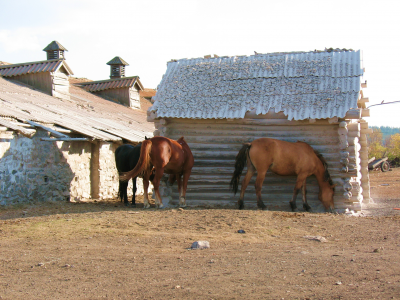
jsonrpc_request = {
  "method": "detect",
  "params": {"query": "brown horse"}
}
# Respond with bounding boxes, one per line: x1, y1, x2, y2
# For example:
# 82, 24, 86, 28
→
119, 136, 194, 209
230, 138, 335, 212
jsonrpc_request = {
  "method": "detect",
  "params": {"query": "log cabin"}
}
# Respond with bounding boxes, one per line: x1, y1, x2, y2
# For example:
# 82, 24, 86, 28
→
148, 49, 371, 212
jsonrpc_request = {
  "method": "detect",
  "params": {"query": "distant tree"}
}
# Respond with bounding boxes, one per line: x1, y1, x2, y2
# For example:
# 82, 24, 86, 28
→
370, 126, 400, 144
367, 128, 387, 159
386, 133, 400, 161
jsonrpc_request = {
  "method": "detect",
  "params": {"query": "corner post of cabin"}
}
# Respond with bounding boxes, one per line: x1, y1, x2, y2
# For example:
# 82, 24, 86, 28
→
359, 121, 373, 203
347, 122, 363, 208
90, 140, 100, 200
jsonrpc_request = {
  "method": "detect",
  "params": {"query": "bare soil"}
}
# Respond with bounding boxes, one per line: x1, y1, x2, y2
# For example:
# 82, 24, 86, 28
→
1, 169, 400, 299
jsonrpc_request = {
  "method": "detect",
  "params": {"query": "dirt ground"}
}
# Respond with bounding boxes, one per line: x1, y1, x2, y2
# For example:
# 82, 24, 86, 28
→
1, 169, 399, 299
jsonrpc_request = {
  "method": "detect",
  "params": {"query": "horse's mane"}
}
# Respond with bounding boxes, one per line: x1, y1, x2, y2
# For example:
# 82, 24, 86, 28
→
314, 150, 334, 187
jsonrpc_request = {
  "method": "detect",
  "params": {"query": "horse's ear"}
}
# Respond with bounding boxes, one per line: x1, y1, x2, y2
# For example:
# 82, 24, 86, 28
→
331, 184, 337, 189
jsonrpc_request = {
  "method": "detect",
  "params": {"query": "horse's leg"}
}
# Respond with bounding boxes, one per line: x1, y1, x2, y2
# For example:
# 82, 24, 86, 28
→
238, 163, 256, 210
176, 174, 183, 207
254, 171, 267, 210
168, 174, 176, 187
290, 175, 307, 212
131, 177, 137, 207
143, 178, 151, 209
180, 170, 191, 208
301, 179, 312, 212
152, 168, 165, 209
119, 180, 129, 206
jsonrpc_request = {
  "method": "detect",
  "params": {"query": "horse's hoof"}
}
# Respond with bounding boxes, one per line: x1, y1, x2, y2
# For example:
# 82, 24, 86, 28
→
303, 204, 312, 212
158, 204, 165, 209
258, 204, 266, 210
124, 202, 129, 207
143, 204, 150, 209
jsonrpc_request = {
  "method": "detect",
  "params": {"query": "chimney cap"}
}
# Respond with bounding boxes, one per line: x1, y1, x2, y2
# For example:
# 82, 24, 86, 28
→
43, 41, 68, 52
107, 56, 129, 66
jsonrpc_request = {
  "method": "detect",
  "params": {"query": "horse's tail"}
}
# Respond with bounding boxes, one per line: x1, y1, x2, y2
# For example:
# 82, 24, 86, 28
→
314, 150, 333, 186
230, 143, 251, 195
119, 140, 152, 182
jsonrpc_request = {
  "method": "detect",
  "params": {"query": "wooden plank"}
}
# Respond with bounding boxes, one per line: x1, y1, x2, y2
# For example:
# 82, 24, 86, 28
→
166, 128, 339, 138
361, 109, 370, 118
0, 118, 35, 137
358, 97, 369, 104
244, 109, 289, 119
52, 90, 70, 100
344, 109, 361, 119
168, 135, 340, 146
40, 137, 92, 142
188, 142, 341, 153
166, 118, 334, 126
26, 120, 69, 138
166, 122, 339, 133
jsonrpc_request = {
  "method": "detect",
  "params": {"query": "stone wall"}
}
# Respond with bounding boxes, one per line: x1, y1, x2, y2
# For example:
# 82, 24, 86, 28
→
99, 142, 119, 199
56, 140, 92, 202
0, 130, 146, 206
99, 142, 145, 201
0, 130, 73, 205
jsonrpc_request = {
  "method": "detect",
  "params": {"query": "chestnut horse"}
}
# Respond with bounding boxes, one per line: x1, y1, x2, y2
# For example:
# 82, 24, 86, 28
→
119, 136, 194, 209
230, 138, 335, 212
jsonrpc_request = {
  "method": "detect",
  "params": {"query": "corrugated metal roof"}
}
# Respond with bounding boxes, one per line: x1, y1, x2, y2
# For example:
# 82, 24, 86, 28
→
0, 59, 73, 77
77, 76, 142, 92
151, 50, 364, 121
0, 77, 154, 142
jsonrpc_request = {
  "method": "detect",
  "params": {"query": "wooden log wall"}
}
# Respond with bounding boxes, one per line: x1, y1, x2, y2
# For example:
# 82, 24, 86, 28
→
153, 112, 363, 212
129, 89, 140, 109
51, 71, 70, 100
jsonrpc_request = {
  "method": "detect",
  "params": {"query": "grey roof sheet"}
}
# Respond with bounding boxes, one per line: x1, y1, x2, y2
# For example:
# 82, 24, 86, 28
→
0, 77, 154, 142
0, 59, 74, 77
151, 50, 364, 120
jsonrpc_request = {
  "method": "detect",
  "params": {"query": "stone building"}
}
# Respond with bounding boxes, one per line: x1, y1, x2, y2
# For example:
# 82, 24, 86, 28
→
0, 42, 155, 205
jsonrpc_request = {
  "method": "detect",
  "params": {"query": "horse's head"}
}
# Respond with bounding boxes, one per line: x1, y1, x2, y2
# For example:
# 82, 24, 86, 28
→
319, 184, 336, 212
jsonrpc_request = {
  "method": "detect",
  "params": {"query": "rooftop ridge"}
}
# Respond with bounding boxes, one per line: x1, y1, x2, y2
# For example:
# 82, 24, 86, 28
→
0, 59, 65, 69
168, 48, 357, 63
76, 75, 139, 85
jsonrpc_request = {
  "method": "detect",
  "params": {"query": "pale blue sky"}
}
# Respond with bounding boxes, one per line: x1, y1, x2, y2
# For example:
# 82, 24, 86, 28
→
1, 0, 399, 127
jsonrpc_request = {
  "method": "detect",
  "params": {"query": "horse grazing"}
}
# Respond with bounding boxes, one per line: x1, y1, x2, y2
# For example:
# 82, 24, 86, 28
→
115, 143, 143, 207
230, 138, 336, 212
119, 136, 194, 209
